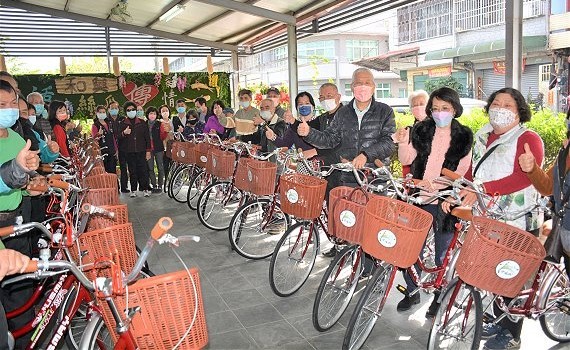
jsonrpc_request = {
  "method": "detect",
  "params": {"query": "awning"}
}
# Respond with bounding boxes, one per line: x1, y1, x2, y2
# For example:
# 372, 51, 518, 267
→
424, 35, 547, 61
353, 46, 419, 71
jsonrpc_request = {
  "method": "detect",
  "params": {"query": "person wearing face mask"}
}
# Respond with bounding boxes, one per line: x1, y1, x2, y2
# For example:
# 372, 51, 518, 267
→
17, 99, 59, 164
145, 106, 167, 193
273, 92, 320, 155
27, 91, 52, 140
266, 87, 285, 119
203, 100, 227, 136
257, 98, 286, 153
395, 87, 473, 315
119, 101, 152, 198
195, 97, 210, 124
91, 105, 117, 174
48, 100, 71, 158
159, 105, 174, 192
172, 99, 189, 135
182, 110, 204, 139
234, 89, 261, 143
108, 100, 129, 193
443, 87, 544, 350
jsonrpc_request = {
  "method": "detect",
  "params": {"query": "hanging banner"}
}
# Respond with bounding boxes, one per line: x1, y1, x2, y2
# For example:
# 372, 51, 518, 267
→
15, 72, 231, 120
428, 66, 452, 78
493, 58, 527, 75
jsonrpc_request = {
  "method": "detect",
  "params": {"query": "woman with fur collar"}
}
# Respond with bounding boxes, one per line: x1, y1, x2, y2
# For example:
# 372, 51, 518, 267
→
394, 87, 473, 316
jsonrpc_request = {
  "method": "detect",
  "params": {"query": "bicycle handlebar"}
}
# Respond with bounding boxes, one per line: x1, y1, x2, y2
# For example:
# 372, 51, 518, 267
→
81, 203, 115, 219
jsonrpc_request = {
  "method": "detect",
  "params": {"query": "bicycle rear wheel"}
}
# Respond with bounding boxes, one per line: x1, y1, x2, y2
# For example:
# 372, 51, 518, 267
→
539, 268, 570, 342
187, 171, 211, 210
313, 245, 363, 332
77, 312, 114, 350
197, 181, 243, 231
229, 198, 290, 260
269, 221, 319, 297
427, 278, 482, 350
342, 264, 394, 350
169, 166, 192, 203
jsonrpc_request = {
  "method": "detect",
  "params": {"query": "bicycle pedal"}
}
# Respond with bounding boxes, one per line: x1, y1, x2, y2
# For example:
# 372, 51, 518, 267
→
482, 312, 495, 323
557, 299, 570, 315
396, 284, 409, 296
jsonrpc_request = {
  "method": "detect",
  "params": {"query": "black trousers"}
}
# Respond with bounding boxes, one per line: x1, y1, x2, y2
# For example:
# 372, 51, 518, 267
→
118, 150, 129, 192
103, 153, 117, 174
126, 152, 150, 192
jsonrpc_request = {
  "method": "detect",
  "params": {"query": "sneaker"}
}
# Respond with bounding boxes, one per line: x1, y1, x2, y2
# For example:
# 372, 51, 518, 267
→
481, 323, 503, 339
152, 188, 162, 194
129, 191, 137, 198
322, 246, 339, 258
425, 291, 441, 318
396, 293, 420, 312
483, 330, 521, 350
143, 190, 151, 197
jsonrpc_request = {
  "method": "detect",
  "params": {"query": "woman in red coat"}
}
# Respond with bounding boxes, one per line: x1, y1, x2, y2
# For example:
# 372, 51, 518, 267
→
48, 100, 71, 158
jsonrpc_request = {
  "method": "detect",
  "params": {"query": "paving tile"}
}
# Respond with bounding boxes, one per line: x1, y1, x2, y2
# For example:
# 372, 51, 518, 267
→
206, 310, 244, 335
206, 329, 258, 350
271, 294, 314, 319
306, 328, 346, 350
246, 320, 304, 349
286, 314, 345, 339
220, 288, 268, 310
233, 303, 283, 328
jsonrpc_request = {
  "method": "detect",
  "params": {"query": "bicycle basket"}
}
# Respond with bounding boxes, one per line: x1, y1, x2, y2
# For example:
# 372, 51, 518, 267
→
247, 159, 277, 196
329, 186, 377, 245
206, 148, 235, 179
173, 142, 196, 165
88, 165, 106, 176
194, 143, 211, 168
455, 216, 545, 298
361, 196, 433, 268
100, 269, 209, 350
84, 188, 120, 206
279, 173, 327, 220
234, 158, 251, 192
82, 173, 118, 190
85, 204, 129, 231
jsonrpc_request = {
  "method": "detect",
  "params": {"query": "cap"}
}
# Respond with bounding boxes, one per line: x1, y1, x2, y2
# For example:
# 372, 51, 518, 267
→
266, 87, 280, 95
222, 107, 234, 114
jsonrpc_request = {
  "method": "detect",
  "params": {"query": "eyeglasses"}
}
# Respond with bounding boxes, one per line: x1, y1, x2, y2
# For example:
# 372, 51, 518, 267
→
126, 108, 135, 112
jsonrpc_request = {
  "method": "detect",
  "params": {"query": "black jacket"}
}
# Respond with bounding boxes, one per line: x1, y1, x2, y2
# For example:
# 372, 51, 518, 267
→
316, 107, 341, 165
109, 116, 125, 152
259, 120, 287, 153
13, 118, 40, 151
148, 121, 165, 152
93, 118, 117, 155
118, 118, 150, 153
304, 99, 396, 183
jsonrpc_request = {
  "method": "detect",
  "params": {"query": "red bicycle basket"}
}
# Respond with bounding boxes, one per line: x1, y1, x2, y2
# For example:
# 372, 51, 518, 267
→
194, 143, 211, 168
206, 148, 235, 179
247, 159, 277, 196
100, 269, 209, 350
82, 173, 118, 190
172, 142, 196, 165
329, 186, 378, 245
279, 173, 327, 220
456, 216, 545, 298
85, 204, 129, 231
88, 166, 106, 176
361, 196, 433, 268
84, 188, 120, 206
234, 158, 251, 192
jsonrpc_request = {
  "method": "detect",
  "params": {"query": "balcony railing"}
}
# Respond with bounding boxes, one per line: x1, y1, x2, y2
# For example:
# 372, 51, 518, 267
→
454, 0, 547, 32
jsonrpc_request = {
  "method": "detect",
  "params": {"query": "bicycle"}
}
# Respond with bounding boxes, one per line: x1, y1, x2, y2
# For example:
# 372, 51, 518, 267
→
427, 170, 569, 350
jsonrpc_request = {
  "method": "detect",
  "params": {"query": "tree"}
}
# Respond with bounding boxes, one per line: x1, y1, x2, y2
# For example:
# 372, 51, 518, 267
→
66, 57, 133, 74
5, 57, 43, 74
424, 76, 464, 95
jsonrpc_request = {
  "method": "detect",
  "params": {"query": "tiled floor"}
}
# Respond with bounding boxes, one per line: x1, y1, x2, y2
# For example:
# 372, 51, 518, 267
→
123, 191, 568, 350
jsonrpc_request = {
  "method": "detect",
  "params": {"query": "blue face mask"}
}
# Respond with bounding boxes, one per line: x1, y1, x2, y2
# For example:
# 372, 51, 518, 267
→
136, 110, 144, 118
177, 106, 186, 114
298, 105, 313, 117
432, 111, 454, 128
0, 108, 20, 128
126, 111, 137, 119
34, 104, 45, 116
41, 109, 48, 119
109, 108, 119, 116
29, 115, 37, 125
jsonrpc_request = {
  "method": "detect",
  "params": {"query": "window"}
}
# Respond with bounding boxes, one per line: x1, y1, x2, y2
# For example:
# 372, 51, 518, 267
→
551, 0, 570, 14
397, 0, 452, 43
345, 83, 353, 97
346, 40, 379, 61
298, 40, 335, 64
399, 88, 408, 98
454, 0, 547, 32
539, 64, 551, 83
376, 83, 391, 98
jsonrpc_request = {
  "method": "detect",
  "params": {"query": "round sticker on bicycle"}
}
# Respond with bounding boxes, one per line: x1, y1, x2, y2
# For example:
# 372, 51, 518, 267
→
339, 210, 356, 228
179, 150, 185, 158
495, 260, 520, 280
247, 169, 253, 182
200, 155, 207, 163
286, 189, 299, 203
212, 157, 217, 168
377, 229, 396, 248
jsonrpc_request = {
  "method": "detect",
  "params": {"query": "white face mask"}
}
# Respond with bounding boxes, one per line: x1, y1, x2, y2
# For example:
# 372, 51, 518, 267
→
488, 108, 517, 129
321, 99, 337, 112
260, 110, 273, 121
161, 111, 169, 118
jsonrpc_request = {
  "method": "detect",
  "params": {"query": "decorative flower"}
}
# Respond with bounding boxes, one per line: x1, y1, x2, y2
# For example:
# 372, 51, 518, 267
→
254, 92, 263, 106
118, 75, 126, 89
177, 76, 187, 92
64, 100, 74, 117
154, 72, 162, 87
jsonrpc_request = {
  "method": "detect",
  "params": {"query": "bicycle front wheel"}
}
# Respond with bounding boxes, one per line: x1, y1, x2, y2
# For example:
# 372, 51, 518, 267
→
229, 198, 290, 260
342, 264, 394, 350
187, 170, 210, 210
427, 278, 482, 350
78, 312, 114, 350
539, 267, 570, 342
313, 245, 363, 332
269, 221, 319, 297
197, 181, 243, 231
169, 166, 192, 203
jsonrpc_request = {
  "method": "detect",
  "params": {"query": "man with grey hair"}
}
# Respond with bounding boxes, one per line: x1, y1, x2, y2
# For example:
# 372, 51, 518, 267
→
26, 92, 53, 139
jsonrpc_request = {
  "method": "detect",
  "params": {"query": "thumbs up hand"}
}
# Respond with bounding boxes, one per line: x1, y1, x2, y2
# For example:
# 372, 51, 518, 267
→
297, 116, 310, 137
518, 143, 536, 173
124, 126, 131, 135
46, 135, 60, 154
16, 139, 40, 171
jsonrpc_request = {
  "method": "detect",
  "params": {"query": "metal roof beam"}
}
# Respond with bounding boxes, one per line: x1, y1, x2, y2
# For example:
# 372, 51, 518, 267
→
182, 0, 260, 35
192, 0, 296, 25
3, 0, 238, 52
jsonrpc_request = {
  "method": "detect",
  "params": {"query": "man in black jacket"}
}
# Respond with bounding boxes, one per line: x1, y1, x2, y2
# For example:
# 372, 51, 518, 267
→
298, 68, 396, 185
258, 98, 286, 153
